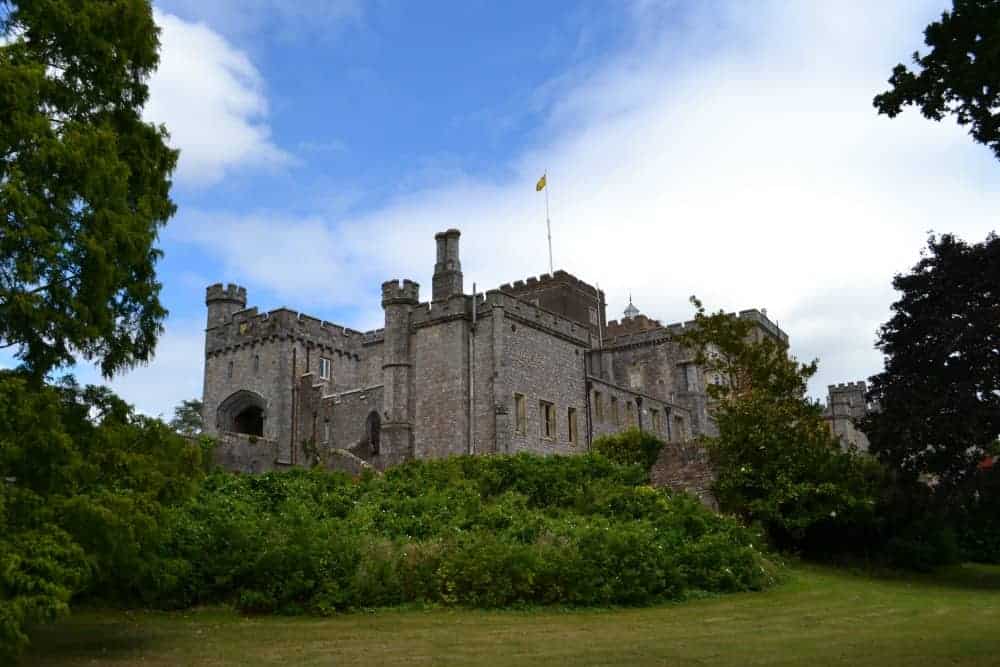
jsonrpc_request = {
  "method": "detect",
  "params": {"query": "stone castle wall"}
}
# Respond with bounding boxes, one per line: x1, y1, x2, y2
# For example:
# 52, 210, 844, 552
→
202, 229, 783, 477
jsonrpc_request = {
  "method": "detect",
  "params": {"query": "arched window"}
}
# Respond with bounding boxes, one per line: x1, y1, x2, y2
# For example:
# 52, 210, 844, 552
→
217, 390, 266, 437
366, 411, 381, 455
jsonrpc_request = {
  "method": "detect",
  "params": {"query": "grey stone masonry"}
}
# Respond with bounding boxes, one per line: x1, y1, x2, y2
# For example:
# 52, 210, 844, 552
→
202, 227, 793, 473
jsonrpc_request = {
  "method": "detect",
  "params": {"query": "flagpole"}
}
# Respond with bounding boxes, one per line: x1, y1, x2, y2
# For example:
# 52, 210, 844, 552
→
545, 171, 553, 274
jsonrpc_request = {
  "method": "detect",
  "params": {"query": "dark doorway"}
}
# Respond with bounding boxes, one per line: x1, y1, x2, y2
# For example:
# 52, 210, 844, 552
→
234, 405, 264, 436
366, 411, 381, 455
217, 390, 267, 438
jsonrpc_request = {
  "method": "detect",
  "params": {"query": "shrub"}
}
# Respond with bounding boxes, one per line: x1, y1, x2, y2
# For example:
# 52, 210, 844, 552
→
135, 454, 780, 613
593, 429, 665, 470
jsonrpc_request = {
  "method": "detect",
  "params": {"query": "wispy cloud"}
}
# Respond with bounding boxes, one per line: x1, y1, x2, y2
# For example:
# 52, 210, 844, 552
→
157, 1, 998, 412
145, 10, 291, 186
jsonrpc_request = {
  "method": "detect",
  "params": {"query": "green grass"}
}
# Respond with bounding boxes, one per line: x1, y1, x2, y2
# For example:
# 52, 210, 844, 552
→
23, 563, 1000, 666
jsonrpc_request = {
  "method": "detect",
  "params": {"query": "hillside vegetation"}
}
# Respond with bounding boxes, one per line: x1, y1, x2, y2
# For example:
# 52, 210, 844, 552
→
133, 453, 778, 614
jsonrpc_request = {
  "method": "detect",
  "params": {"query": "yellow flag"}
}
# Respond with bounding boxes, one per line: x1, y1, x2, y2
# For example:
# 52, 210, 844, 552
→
535, 174, 546, 191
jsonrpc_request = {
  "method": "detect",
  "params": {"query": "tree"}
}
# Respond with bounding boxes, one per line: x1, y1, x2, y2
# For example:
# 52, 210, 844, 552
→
0, 371, 204, 660
862, 233, 1000, 495
0, 0, 178, 379
674, 299, 883, 554
170, 398, 204, 437
874, 0, 1000, 161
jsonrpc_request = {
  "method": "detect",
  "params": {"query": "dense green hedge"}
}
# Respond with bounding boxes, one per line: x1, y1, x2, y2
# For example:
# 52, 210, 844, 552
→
592, 428, 665, 470
135, 454, 780, 613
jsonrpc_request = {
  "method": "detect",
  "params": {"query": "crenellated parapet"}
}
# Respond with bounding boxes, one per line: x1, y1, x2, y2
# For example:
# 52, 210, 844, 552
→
381, 279, 420, 306
205, 303, 368, 359
205, 283, 247, 330
498, 269, 601, 298
829, 381, 867, 393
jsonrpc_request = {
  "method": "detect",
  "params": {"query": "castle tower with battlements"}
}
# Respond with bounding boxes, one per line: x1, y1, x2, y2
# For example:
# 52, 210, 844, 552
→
201, 229, 791, 473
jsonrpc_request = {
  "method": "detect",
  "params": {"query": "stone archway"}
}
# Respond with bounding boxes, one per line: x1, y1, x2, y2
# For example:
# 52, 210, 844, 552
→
218, 390, 266, 437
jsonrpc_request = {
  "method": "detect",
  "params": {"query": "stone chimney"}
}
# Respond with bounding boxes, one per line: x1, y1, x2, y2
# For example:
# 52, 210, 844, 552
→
432, 228, 463, 301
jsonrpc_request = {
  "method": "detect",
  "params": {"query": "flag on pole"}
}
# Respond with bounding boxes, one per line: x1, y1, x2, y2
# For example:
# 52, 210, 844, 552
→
535, 174, 546, 191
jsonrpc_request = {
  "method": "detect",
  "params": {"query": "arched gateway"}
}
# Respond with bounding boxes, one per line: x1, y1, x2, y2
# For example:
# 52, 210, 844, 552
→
217, 389, 266, 437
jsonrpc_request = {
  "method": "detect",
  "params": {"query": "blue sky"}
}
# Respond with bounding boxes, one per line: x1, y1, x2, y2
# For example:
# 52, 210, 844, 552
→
4, 1, 998, 417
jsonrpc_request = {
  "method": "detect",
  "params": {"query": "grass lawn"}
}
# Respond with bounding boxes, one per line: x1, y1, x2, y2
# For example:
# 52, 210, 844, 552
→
22, 562, 1000, 666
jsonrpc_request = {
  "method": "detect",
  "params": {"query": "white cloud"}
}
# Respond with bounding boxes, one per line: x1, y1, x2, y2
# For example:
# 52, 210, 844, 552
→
175, 0, 999, 401
145, 10, 290, 186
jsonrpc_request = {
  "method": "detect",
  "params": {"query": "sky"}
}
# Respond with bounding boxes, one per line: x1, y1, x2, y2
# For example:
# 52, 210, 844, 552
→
5, 0, 999, 418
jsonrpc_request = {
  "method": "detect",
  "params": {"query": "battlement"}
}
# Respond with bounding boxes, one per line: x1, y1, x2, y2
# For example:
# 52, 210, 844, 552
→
382, 279, 420, 305
206, 283, 246, 304
208, 302, 367, 352
829, 381, 867, 393
498, 269, 601, 297
606, 314, 662, 338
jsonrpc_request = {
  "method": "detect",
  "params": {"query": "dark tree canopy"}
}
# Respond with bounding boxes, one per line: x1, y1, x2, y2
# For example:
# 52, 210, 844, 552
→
874, 0, 1000, 161
0, 0, 178, 378
863, 233, 1000, 492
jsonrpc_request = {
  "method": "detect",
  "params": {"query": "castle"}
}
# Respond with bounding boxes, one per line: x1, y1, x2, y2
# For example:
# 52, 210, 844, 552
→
202, 228, 802, 473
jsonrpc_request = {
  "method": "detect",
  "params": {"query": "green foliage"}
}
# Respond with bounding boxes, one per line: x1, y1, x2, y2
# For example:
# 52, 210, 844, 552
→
672, 298, 886, 557
169, 398, 203, 437
0, 0, 178, 378
0, 371, 204, 661
138, 454, 779, 615
593, 428, 665, 470
863, 233, 1000, 496
954, 469, 1000, 564
874, 0, 1000, 161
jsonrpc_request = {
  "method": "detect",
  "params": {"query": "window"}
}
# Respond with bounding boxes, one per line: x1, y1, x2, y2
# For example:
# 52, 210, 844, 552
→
594, 391, 604, 422
650, 409, 661, 432
319, 357, 331, 380
540, 401, 555, 439
626, 401, 636, 427
611, 396, 620, 425
673, 416, 686, 441
588, 307, 599, 325
514, 393, 527, 435
567, 408, 578, 445
227, 360, 233, 379
323, 419, 330, 444
253, 355, 260, 373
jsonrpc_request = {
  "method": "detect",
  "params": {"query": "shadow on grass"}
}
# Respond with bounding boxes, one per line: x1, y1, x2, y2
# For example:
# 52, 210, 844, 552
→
24, 618, 156, 663
804, 559, 1000, 592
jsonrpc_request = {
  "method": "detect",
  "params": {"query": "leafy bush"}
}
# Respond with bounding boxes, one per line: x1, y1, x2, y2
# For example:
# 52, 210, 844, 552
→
137, 454, 779, 614
593, 428, 665, 470
0, 372, 204, 661
954, 469, 1000, 564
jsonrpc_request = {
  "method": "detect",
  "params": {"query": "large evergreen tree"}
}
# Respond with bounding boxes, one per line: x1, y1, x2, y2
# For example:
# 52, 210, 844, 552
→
863, 233, 1000, 494
874, 0, 1000, 161
0, 0, 178, 379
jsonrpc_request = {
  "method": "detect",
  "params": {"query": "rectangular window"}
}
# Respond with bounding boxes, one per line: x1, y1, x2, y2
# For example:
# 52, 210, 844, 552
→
674, 416, 685, 441
626, 401, 636, 427
540, 401, 555, 439
323, 419, 330, 443
611, 396, 620, 426
568, 407, 578, 445
514, 393, 527, 435
650, 409, 661, 432
319, 357, 331, 380
227, 360, 233, 379
594, 391, 604, 422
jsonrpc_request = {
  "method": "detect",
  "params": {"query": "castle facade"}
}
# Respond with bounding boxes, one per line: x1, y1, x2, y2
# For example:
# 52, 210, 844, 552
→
202, 229, 790, 473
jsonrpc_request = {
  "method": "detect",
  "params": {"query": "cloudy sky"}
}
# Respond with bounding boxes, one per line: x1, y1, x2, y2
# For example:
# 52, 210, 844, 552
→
7, 0, 998, 418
